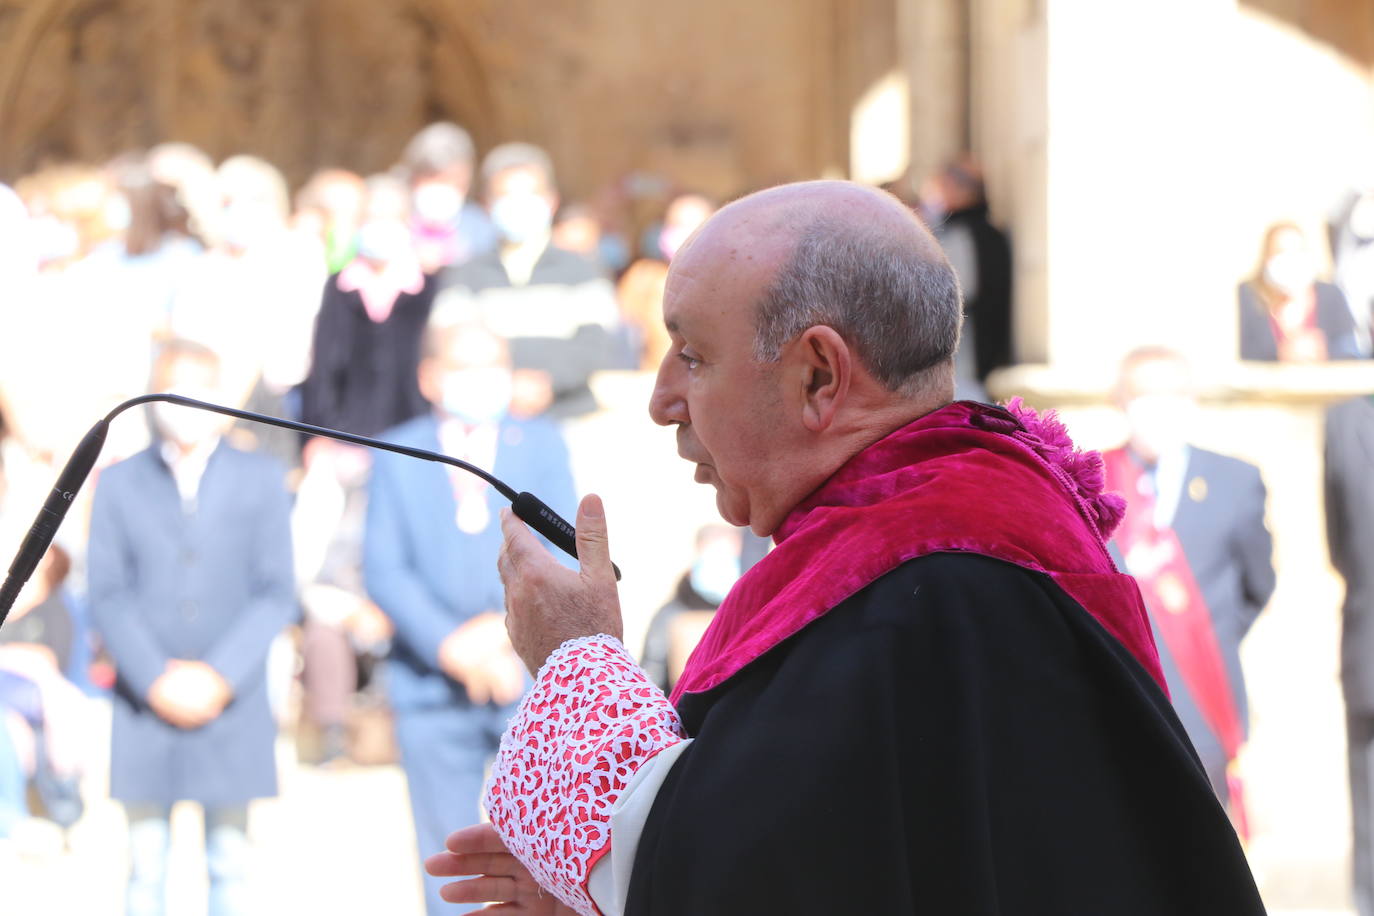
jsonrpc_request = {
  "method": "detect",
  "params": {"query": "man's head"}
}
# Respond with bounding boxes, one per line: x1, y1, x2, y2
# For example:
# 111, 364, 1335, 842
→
481, 143, 558, 246
419, 311, 514, 427
403, 122, 477, 228
150, 339, 226, 451
648, 180, 961, 536
1114, 346, 1196, 464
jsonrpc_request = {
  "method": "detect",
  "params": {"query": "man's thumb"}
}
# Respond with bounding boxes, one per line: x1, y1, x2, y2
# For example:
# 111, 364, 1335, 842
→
575, 493, 613, 579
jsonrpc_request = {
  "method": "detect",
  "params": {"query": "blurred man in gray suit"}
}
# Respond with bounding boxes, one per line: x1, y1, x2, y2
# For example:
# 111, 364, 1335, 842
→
1326, 393, 1374, 915
1104, 347, 1275, 832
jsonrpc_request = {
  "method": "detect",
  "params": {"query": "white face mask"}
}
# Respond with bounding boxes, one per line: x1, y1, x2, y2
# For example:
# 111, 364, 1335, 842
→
356, 220, 413, 263
413, 184, 464, 228
440, 368, 513, 426
152, 400, 223, 448
1124, 394, 1194, 462
490, 193, 552, 244
1264, 250, 1317, 295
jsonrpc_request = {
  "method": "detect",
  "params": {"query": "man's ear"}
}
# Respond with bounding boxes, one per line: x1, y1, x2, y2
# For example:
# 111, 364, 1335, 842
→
794, 326, 851, 432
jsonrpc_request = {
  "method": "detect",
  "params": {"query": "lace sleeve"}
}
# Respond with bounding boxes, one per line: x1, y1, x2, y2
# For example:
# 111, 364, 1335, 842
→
483, 633, 686, 916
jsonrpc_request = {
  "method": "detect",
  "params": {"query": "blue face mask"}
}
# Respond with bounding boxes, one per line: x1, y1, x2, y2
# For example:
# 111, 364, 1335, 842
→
490, 193, 552, 244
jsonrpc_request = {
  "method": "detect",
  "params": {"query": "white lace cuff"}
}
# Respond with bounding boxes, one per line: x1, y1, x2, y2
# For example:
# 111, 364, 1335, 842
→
483, 634, 686, 916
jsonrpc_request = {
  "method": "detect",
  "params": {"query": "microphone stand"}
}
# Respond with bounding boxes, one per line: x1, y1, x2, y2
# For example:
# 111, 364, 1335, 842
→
0, 393, 618, 629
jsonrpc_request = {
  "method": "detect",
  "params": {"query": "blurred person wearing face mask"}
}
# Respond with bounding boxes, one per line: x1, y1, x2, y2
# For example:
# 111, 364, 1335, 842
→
293, 169, 366, 274
436, 143, 626, 420
300, 174, 437, 438
1103, 347, 1274, 831
1239, 221, 1363, 362
3, 166, 154, 468
618, 192, 717, 370
1330, 188, 1374, 356
402, 122, 497, 273
639, 525, 744, 694
147, 142, 220, 247
916, 157, 1014, 390
363, 313, 576, 916
87, 340, 296, 916
167, 156, 326, 434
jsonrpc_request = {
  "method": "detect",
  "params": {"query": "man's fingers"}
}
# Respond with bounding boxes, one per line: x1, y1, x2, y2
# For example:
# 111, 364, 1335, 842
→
574, 494, 614, 583
445, 823, 509, 855
424, 850, 518, 878
439, 875, 521, 904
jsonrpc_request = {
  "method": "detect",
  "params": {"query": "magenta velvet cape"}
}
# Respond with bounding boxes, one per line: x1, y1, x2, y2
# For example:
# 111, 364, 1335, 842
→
670, 399, 1166, 704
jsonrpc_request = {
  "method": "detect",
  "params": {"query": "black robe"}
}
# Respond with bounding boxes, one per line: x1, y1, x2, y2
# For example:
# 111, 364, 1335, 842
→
626, 552, 1265, 915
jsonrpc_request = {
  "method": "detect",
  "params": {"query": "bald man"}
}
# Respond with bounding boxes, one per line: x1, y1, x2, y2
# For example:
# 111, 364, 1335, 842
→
424, 182, 1264, 915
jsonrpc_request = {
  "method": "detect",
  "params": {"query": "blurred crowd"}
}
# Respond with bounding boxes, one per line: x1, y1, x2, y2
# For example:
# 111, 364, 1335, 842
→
0, 122, 1372, 915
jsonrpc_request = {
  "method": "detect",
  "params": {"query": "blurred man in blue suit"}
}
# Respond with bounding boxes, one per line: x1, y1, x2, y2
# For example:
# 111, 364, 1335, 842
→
365, 313, 577, 916
1104, 347, 1275, 834
88, 340, 296, 916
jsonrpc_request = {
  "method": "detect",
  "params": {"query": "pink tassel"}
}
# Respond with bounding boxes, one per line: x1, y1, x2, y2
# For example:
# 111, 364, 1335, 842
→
1002, 398, 1125, 540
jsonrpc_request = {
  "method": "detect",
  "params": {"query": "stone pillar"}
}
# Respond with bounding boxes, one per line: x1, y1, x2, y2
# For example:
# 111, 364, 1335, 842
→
896, 0, 967, 188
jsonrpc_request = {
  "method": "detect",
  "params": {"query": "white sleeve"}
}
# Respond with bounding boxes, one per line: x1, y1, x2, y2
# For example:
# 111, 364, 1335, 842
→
586, 738, 695, 916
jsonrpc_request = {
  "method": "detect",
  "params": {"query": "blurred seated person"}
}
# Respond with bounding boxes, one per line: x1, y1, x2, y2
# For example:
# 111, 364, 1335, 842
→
364, 315, 576, 915
1239, 222, 1364, 362
436, 143, 626, 419
640, 525, 743, 694
300, 174, 437, 437
402, 122, 496, 274
618, 193, 715, 371
0, 543, 92, 836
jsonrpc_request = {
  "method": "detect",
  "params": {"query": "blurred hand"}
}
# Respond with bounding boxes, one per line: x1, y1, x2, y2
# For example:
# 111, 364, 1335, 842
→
509, 369, 555, 418
425, 823, 576, 914
481, 648, 527, 707
498, 494, 622, 675
345, 601, 394, 647
439, 612, 515, 704
148, 660, 233, 729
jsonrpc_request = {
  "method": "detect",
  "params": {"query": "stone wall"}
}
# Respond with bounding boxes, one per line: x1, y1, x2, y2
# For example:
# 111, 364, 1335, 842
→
0, 0, 901, 199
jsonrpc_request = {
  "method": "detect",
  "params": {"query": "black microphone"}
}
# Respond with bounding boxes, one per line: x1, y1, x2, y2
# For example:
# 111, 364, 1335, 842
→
0, 393, 620, 629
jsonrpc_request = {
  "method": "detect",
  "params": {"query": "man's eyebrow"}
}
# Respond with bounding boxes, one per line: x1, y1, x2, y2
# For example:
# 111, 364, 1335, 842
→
665, 318, 681, 334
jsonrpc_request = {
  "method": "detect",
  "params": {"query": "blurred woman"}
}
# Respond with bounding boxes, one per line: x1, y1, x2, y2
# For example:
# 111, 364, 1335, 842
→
1239, 222, 1363, 362
299, 174, 437, 437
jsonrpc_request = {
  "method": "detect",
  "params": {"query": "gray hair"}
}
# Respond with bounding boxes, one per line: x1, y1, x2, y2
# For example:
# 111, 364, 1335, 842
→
753, 216, 963, 395
480, 142, 555, 191
402, 122, 476, 180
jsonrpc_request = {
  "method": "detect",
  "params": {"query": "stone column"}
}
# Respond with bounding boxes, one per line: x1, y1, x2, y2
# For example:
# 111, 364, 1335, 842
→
896, 0, 967, 188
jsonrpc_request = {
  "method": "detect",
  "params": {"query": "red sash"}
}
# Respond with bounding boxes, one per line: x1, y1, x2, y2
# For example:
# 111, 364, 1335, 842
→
1104, 448, 1249, 838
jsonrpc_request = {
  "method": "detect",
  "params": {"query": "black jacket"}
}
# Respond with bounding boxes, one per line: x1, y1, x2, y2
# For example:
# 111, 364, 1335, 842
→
627, 553, 1264, 915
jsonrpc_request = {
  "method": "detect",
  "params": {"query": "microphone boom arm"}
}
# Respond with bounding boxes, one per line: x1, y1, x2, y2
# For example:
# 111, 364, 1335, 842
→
0, 393, 619, 629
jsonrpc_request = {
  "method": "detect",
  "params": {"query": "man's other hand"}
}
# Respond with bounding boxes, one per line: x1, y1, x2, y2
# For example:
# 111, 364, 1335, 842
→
498, 494, 622, 675
425, 823, 576, 914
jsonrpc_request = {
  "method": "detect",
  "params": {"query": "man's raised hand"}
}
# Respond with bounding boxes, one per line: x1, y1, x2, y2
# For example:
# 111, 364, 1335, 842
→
498, 493, 622, 675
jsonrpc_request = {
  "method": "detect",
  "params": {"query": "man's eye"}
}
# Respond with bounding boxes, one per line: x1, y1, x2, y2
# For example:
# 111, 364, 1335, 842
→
678, 352, 701, 370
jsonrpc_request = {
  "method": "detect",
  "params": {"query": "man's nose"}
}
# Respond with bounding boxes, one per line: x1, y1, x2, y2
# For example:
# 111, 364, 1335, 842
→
648, 357, 687, 427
